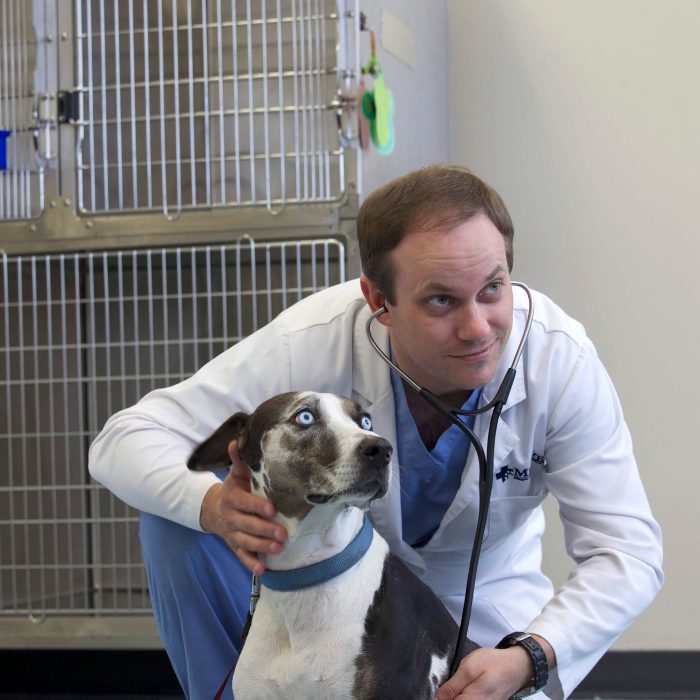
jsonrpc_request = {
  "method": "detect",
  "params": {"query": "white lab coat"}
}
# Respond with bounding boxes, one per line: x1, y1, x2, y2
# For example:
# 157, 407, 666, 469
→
89, 280, 663, 700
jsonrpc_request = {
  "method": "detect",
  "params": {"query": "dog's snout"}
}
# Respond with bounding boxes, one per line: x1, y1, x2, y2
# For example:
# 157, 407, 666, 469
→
359, 438, 393, 466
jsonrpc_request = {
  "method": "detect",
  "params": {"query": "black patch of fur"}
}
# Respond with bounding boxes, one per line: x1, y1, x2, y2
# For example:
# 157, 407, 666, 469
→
353, 554, 479, 700
186, 392, 310, 475
242, 392, 318, 474
187, 412, 250, 471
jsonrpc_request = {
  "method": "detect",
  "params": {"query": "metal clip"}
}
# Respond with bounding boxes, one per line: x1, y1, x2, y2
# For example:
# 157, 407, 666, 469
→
250, 573, 260, 615
57, 89, 82, 125
33, 93, 58, 161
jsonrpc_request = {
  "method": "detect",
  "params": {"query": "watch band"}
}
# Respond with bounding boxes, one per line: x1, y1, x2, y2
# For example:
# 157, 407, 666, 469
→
496, 632, 549, 698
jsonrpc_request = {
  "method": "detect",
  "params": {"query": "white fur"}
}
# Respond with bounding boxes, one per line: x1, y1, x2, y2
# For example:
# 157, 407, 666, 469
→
428, 652, 449, 698
232, 518, 390, 700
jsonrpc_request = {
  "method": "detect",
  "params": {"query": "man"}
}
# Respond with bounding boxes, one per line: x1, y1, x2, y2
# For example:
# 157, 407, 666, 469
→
89, 164, 663, 700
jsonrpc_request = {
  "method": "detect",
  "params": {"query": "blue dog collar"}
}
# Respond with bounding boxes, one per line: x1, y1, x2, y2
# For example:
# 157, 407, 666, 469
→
259, 515, 374, 591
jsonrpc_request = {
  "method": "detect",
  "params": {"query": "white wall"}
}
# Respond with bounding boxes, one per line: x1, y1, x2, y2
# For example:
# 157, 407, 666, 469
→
450, 0, 699, 650
359, 0, 452, 196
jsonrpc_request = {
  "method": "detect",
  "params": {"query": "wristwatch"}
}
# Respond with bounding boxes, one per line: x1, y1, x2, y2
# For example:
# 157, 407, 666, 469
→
496, 632, 549, 698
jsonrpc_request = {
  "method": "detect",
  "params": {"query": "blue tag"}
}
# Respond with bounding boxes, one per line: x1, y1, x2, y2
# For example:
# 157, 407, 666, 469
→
0, 130, 11, 171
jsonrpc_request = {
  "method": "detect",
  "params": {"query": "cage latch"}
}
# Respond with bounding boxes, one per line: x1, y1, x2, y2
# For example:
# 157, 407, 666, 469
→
57, 89, 81, 125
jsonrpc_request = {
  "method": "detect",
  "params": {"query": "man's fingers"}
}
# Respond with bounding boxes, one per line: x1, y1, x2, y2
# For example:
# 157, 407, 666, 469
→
232, 511, 287, 543
226, 441, 257, 492
224, 486, 277, 519
434, 682, 460, 700
434, 662, 481, 700
227, 440, 247, 470
218, 438, 288, 574
229, 460, 250, 482
220, 458, 275, 518
233, 546, 264, 575
230, 530, 283, 557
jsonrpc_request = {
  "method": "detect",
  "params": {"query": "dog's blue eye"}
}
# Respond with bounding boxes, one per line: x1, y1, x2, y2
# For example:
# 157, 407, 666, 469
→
296, 410, 315, 426
361, 416, 372, 431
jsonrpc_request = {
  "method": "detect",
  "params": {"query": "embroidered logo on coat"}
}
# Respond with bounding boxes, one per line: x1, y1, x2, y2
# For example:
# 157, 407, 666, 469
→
532, 452, 546, 465
496, 466, 531, 482
496, 466, 512, 482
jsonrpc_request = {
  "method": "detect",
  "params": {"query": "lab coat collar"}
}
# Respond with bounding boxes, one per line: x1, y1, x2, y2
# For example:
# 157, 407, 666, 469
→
351, 302, 393, 408
480, 300, 528, 411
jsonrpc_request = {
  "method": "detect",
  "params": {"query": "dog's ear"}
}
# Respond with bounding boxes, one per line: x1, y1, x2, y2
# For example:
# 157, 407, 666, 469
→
187, 412, 250, 472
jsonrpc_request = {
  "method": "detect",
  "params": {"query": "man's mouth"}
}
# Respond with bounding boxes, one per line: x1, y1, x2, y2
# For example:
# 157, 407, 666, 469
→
451, 342, 493, 362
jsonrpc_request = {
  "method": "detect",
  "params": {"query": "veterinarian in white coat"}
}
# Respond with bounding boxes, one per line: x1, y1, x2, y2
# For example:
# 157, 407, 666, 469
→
89, 165, 663, 700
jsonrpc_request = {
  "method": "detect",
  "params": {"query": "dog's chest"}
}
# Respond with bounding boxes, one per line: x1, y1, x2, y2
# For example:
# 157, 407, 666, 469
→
232, 536, 389, 700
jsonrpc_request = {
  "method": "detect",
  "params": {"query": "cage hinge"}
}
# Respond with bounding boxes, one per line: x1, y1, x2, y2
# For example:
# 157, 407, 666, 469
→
57, 88, 81, 124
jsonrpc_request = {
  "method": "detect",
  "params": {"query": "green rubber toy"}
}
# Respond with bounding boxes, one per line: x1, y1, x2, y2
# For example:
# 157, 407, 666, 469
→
371, 72, 394, 152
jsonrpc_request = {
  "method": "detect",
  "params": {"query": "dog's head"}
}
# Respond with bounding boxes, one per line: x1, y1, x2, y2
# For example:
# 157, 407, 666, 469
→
188, 391, 393, 521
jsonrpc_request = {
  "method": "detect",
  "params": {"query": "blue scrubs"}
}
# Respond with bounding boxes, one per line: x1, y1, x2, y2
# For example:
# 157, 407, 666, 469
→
141, 361, 478, 697
389, 346, 480, 546
139, 469, 245, 700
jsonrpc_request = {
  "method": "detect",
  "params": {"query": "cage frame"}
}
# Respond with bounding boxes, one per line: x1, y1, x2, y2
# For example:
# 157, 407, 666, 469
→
1, 0, 363, 648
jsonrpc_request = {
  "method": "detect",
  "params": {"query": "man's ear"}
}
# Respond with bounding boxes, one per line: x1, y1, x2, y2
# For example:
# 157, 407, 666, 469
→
187, 412, 250, 472
360, 276, 392, 327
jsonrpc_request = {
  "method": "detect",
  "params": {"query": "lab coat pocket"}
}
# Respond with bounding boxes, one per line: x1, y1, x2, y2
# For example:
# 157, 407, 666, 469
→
485, 493, 548, 548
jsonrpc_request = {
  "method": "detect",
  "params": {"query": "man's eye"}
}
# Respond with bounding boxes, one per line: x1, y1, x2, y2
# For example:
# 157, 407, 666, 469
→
361, 416, 372, 431
482, 282, 501, 295
428, 295, 451, 307
295, 410, 315, 426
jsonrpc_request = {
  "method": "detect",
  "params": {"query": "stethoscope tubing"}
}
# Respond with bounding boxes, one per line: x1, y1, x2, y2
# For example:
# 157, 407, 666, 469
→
365, 281, 534, 676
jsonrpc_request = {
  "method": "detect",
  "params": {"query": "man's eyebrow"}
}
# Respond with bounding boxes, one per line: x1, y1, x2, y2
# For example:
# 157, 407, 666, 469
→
484, 264, 507, 282
415, 265, 507, 296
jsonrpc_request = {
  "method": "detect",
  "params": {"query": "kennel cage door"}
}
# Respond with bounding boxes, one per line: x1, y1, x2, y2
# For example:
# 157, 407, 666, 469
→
72, 0, 348, 219
1, 237, 345, 624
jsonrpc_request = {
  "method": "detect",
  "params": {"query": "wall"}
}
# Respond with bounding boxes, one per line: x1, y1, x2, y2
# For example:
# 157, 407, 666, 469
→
359, 0, 452, 197
450, 0, 700, 650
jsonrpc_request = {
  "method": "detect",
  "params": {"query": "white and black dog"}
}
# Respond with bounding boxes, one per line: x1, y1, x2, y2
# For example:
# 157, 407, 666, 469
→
188, 391, 478, 700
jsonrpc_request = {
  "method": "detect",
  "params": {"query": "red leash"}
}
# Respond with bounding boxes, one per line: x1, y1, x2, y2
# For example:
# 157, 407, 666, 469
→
213, 660, 236, 700
212, 574, 260, 700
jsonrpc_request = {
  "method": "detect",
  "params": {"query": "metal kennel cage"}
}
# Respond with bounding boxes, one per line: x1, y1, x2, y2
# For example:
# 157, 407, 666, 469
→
0, 0, 362, 648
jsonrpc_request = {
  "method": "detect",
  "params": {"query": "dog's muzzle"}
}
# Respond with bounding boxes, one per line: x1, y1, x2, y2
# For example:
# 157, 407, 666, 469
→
359, 437, 393, 468
353, 437, 392, 499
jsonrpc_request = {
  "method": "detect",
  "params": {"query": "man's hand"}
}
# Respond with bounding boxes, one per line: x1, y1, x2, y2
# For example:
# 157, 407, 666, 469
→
199, 440, 287, 574
434, 635, 555, 700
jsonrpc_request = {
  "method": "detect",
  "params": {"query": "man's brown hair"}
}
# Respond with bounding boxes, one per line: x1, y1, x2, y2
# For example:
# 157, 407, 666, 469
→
357, 163, 514, 305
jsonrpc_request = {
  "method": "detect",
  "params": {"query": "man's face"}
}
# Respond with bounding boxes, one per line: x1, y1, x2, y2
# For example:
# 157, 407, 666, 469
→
375, 214, 514, 397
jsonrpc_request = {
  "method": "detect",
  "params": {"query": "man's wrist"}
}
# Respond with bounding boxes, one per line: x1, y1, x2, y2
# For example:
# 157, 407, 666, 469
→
503, 645, 536, 693
497, 632, 552, 697
530, 633, 556, 669
200, 482, 223, 533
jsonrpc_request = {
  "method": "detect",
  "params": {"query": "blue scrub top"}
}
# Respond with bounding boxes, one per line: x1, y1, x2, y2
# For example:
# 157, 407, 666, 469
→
390, 346, 481, 548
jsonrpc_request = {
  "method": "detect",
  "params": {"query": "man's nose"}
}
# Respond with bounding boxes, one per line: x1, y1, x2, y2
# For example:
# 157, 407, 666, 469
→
455, 301, 491, 342
359, 438, 393, 467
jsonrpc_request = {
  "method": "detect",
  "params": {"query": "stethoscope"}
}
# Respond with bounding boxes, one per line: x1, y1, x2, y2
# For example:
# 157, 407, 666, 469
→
365, 281, 535, 676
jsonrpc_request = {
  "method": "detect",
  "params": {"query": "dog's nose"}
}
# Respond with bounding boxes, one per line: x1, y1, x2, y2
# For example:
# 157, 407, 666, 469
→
359, 438, 393, 467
